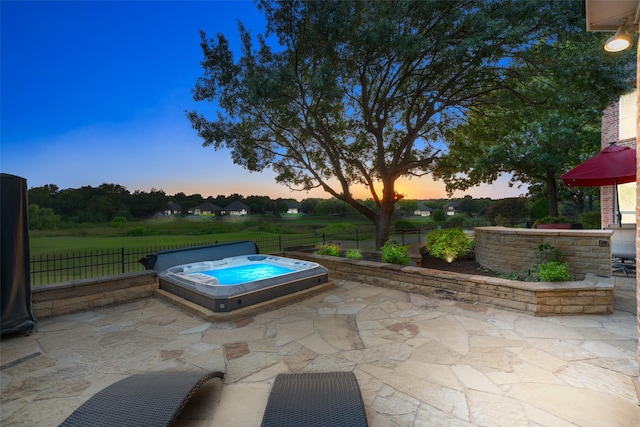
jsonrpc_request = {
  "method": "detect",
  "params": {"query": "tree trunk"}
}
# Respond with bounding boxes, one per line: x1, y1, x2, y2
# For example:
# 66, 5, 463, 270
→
374, 210, 392, 250
575, 192, 585, 216
373, 195, 396, 250
546, 174, 559, 217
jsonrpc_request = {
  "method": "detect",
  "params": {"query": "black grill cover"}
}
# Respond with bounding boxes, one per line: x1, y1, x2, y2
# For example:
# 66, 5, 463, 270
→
1, 173, 36, 335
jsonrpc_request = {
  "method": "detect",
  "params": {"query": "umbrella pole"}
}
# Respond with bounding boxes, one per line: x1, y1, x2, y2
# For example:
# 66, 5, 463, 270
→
615, 177, 622, 227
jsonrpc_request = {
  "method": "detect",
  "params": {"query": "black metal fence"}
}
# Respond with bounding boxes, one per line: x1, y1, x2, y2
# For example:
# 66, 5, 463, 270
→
29, 222, 488, 286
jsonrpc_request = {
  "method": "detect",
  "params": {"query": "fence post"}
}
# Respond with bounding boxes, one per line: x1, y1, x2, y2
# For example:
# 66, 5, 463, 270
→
322, 233, 326, 245
356, 228, 359, 249
401, 228, 405, 246
121, 248, 125, 274
278, 236, 282, 252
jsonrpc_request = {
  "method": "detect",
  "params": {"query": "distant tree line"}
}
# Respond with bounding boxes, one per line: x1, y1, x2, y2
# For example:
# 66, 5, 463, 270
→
26, 183, 599, 230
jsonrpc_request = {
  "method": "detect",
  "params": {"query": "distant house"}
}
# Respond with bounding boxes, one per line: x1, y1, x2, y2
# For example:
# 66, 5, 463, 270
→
443, 201, 460, 216
285, 201, 302, 214
225, 200, 250, 216
191, 202, 223, 216
164, 201, 182, 215
413, 202, 433, 217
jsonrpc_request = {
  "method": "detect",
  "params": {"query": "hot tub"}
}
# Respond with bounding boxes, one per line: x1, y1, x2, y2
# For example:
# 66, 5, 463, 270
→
157, 254, 328, 312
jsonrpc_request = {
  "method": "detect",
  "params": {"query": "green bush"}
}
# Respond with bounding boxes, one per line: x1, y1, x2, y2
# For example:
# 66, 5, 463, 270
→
345, 249, 363, 260
537, 261, 572, 281
381, 241, 410, 265
446, 213, 467, 227
537, 242, 562, 263
432, 209, 447, 222
533, 216, 567, 227
394, 219, 415, 230
314, 244, 341, 256
110, 216, 128, 228
579, 212, 601, 229
425, 228, 473, 262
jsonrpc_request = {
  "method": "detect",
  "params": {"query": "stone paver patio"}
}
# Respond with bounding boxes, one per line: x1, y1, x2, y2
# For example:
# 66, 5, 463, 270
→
1, 278, 639, 426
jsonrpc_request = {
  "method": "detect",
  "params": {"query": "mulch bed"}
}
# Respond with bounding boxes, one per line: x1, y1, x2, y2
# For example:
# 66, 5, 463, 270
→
420, 252, 499, 277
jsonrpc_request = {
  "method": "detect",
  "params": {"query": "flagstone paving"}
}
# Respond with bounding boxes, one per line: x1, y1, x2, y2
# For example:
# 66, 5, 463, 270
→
1, 278, 638, 426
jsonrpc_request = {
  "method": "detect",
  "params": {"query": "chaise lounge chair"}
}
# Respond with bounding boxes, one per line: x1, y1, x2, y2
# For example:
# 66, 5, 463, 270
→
260, 371, 368, 427
60, 370, 224, 427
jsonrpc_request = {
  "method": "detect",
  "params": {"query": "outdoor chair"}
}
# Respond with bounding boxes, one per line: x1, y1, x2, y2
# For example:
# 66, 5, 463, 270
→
612, 241, 636, 277
59, 370, 224, 427
260, 371, 368, 427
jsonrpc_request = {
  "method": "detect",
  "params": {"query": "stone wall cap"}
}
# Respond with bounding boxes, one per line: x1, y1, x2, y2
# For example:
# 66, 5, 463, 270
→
474, 226, 613, 237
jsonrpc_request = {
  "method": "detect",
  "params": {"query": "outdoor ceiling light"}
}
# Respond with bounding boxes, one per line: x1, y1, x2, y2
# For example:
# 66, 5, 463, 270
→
604, 20, 634, 52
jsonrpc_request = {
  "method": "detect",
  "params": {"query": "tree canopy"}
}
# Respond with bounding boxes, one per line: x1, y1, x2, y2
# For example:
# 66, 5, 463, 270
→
187, 0, 622, 248
434, 36, 634, 217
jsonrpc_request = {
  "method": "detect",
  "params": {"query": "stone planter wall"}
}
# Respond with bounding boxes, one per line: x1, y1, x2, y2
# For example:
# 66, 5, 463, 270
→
283, 252, 613, 316
32, 271, 158, 319
474, 227, 613, 280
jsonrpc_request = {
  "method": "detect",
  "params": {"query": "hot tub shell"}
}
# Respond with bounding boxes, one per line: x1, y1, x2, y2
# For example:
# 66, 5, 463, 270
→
141, 242, 328, 312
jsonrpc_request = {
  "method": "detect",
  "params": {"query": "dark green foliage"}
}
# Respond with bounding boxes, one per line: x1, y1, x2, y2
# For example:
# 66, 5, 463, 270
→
394, 219, 415, 230
345, 249, 362, 260
381, 241, 410, 265
485, 198, 529, 225
579, 211, 601, 229
432, 209, 447, 222
28, 204, 60, 230
434, 9, 634, 217
110, 216, 128, 228
537, 242, 563, 263
425, 228, 473, 262
314, 244, 341, 256
533, 216, 568, 227
446, 214, 468, 227
538, 261, 572, 281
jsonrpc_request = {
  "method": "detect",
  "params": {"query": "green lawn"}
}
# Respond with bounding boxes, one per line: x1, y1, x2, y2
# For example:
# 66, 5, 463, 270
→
28, 215, 384, 256
28, 232, 280, 256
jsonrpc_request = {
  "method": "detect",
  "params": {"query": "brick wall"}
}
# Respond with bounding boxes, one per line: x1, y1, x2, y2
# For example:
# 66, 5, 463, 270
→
600, 102, 636, 227
636, 41, 639, 375
474, 227, 612, 279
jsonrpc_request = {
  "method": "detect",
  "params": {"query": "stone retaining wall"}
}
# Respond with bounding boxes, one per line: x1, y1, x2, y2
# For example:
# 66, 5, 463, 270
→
284, 252, 614, 316
30, 251, 616, 319
32, 271, 158, 319
474, 227, 613, 279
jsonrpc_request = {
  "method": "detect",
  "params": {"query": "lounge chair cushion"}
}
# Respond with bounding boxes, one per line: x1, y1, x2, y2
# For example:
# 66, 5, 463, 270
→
261, 371, 368, 427
60, 370, 224, 427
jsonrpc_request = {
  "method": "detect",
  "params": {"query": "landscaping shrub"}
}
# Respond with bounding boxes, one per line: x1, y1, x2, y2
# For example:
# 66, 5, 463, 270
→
314, 244, 341, 256
425, 228, 473, 262
533, 216, 568, 227
537, 261, 572, 281
537, 242, 562, 263
381, 241, 410, 265
345, 249, 363, 260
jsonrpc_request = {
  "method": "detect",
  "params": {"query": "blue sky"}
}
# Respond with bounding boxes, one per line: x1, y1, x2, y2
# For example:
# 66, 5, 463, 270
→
1, 0, 524, 201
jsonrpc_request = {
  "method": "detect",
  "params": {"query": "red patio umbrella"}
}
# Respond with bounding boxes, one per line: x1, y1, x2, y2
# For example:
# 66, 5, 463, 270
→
560, 143, 636, 225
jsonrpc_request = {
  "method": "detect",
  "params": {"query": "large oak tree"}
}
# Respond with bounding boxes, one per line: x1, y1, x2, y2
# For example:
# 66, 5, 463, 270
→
187, 0, 613, 248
